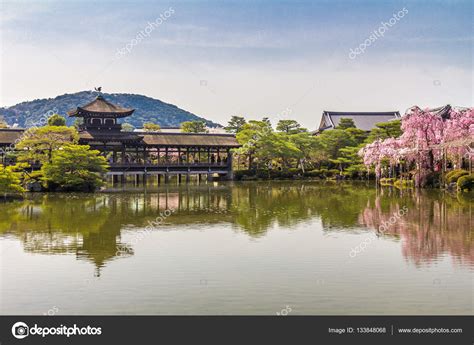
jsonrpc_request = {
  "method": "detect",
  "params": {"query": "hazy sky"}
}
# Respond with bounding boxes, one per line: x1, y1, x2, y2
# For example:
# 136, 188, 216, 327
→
0, 0, 472, 128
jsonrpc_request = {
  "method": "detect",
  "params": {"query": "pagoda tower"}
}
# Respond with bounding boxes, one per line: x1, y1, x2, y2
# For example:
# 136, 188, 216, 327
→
67, 94, 135, 132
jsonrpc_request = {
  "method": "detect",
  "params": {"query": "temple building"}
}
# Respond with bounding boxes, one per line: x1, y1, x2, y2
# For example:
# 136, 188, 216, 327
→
0, 95, 240, 182
316, 110, 401, 133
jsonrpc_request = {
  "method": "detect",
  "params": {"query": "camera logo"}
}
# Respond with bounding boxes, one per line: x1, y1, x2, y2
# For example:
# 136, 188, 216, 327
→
12, 322, 29, 339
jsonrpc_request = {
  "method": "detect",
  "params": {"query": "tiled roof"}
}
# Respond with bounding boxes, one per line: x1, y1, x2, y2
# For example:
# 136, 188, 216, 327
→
0, 129, 25, 145
319, 111, 401, 131
141, 132, 240, 147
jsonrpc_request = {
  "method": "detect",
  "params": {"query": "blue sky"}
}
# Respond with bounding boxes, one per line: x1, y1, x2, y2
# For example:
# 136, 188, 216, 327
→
1, 0, 472, 127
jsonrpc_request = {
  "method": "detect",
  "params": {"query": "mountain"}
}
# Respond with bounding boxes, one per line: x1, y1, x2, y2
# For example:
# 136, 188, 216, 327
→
0, 91, 221, 128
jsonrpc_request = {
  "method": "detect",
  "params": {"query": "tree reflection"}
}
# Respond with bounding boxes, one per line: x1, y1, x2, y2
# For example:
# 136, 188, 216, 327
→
0, 182, 472, 269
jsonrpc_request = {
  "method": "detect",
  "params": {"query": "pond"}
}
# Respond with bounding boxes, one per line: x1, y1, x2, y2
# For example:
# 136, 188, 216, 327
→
0, 181, 472, 315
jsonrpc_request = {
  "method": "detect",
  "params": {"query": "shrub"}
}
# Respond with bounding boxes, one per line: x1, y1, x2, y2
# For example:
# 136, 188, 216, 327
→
287, 168, 302, 175
304, 170, 323, 178
380, 178, 395, 185
446, 169, 469, 184
425, 171, 442, 188
326, 169, 340, 177
457, 175, 473, 191
394, 179, 414, 189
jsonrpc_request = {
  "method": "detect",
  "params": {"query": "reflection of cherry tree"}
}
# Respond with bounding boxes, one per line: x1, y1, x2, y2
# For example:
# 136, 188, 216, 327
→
359, 190, 473, 266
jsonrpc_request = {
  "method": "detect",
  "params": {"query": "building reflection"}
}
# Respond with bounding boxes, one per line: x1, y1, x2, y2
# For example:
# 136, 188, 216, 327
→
0, 182, 472, 270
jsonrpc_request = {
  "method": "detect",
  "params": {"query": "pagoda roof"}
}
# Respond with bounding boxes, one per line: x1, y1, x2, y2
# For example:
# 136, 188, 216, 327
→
67, 95, 134, 118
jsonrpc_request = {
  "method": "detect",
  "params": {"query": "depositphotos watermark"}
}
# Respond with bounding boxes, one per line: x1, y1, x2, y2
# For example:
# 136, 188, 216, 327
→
349, 7, 408, 60
12, 321, 102, 339
349, 205, 408, 258
115, 7, 175, 58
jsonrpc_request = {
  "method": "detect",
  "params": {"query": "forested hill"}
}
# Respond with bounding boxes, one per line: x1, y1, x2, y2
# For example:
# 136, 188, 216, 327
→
0, 91, 220, 128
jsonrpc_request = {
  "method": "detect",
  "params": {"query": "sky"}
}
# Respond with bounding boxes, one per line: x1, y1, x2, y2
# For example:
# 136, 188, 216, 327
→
0, 0, 472, 128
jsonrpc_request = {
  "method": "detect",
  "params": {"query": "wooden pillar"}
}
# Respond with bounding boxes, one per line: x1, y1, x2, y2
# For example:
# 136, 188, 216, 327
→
227, 149, 233, 180
164, 174, 170, 184
178, 147, 181, 165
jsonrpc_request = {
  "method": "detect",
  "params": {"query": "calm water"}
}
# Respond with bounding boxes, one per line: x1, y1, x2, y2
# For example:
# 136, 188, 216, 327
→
1, 181, 472, 315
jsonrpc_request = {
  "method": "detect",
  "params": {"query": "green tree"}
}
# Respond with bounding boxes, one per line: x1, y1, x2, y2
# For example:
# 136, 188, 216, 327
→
143, 122, 161, 132
0, 164, 24, 194
335, 118, 356, 130
41, 145, 108, 192
15, 126, 79, 164
257, 131, 300, 169
345, 127, 368, 145
121, 123, 135, 132
314, 129, 355, 159
289, 132, 317, 171
276, 120, 306, 134
47, 114, 66, 126
366, 120, 402, 143
73, 118, 84, 129
181, 121, 208, 133
235, 120, 272, 169
0, 116, 7, 128
225, 116, 247, 133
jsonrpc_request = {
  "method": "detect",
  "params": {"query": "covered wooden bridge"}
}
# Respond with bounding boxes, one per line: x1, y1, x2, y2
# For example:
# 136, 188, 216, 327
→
0, 95, 240, 184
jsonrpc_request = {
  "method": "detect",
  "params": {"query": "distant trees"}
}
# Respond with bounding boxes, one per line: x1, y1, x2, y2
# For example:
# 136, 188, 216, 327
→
47, 114, 66, 126
235, 119, 315, 170
225, 116, 246, 133
276, 120, 306, 134
143, 122, 161, 132
121, 123, 135, 132
181, 121, 208, 133
0, 116, 8, 128
232, 115, 406, 180
335, 118, 356, 130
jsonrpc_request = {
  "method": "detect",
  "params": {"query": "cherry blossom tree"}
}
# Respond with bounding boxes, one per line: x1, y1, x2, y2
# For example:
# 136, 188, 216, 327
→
359, 106, 473, 187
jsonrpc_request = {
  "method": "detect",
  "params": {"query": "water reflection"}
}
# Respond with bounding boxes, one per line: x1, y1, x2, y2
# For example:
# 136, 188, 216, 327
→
1, 182, 472, 270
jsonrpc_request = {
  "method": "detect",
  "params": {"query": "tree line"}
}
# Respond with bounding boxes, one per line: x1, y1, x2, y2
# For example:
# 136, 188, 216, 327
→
224, 115, 402, 179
